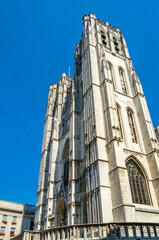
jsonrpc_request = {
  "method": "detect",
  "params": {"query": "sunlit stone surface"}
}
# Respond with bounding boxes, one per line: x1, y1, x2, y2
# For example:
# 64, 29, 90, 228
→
20, 13, 159, 240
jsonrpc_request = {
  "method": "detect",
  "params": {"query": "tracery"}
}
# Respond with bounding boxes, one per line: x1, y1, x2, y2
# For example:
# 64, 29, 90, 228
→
126, 160, 150, 205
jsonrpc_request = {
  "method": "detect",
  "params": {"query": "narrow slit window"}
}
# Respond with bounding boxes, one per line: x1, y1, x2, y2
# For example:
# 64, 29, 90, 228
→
119, 68, 127, 95
63, 141, 69, 187
132, 79, 137, 95
127, 109, 138, 143
107, 62, 115, 90
107, 62, 113, 81
116, 104, 123, 139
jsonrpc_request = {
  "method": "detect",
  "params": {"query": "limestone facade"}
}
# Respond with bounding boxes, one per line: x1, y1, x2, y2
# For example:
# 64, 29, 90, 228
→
34, 13, 159, 231
0, 200, 35, 240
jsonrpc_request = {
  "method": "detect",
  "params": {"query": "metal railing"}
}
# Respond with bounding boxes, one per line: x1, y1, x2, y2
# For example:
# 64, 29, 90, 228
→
11, 222, 159, 240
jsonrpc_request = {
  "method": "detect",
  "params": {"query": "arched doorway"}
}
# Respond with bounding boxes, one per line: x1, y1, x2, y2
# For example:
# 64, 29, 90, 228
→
56, 198, 67, 226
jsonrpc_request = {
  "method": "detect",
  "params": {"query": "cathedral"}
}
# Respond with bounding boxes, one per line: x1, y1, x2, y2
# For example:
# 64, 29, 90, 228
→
32, 13, 159, 239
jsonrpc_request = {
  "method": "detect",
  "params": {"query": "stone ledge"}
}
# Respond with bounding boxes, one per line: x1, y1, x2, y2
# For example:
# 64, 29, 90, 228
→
135, 205, 159, 214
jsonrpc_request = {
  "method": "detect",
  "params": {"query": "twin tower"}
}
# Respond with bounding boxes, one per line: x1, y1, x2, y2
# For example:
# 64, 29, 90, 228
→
34, 13, 159, 231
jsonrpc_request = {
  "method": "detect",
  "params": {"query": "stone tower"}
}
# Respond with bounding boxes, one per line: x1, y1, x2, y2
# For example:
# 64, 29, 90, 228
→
34, 13, 159, 231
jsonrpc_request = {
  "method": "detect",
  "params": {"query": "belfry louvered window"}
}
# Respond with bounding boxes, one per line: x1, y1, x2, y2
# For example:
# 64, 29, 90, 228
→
101, 31, 107, 46
119, 68, 127, 95
126, 160, 150, 205
113, 37, 120, 53
127, 109, 138, 143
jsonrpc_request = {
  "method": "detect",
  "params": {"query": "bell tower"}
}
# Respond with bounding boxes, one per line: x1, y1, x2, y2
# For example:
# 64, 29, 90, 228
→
34, 13, 159, 231
74, 13, 159, 223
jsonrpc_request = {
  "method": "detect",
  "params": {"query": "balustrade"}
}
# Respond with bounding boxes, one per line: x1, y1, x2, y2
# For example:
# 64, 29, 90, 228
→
11, 223, 159, 240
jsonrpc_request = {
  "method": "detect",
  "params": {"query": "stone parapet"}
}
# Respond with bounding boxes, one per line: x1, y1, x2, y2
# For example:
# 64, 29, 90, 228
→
12, 222, 159, 240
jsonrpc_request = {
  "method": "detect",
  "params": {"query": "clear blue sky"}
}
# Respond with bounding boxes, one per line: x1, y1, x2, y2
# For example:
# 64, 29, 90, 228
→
0, 0, 159, 205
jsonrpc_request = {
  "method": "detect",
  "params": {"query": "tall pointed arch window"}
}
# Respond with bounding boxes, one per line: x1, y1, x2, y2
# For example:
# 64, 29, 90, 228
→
63, 140, 69, 186
126, 160, 150, 205
116, 104, 123, 139
127, 109, 138, 143
119, 68, 127, 95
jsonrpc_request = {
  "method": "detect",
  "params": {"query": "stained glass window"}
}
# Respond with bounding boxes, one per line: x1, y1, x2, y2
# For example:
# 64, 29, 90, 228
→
126, 160, 150, 205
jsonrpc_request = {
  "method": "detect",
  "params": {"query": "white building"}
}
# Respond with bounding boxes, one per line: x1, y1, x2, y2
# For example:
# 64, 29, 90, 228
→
14, 13, 159, 239
0, 200, 35, 240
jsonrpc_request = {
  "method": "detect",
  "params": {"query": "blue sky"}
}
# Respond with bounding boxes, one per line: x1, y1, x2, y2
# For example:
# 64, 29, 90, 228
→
0, 0, 159, 205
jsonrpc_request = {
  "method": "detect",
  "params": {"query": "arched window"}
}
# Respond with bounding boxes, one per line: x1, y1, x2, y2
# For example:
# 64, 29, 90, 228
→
127, 109, 138, 143
116, 104, 123, 139
56, 198, 67, 226
63, 140, 69, 186
126, 160, 150, 205
119, 68, 127, 95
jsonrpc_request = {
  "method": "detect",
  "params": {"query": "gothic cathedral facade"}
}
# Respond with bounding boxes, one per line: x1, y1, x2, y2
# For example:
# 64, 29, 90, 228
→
34, 14, 159, 231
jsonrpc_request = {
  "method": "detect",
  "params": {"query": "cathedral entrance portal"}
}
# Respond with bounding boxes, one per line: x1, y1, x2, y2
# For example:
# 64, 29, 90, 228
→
56, 198, 67, 226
